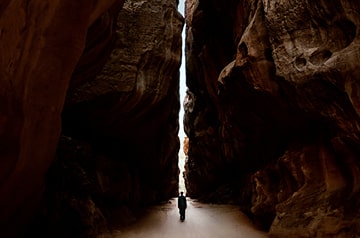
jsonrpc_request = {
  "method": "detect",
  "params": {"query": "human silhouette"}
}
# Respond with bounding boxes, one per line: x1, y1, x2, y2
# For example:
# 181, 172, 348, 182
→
178, 191, 187, 221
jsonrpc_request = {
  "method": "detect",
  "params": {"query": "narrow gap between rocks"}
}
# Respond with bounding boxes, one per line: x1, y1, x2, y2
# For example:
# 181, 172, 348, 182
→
178, 0, 187, 196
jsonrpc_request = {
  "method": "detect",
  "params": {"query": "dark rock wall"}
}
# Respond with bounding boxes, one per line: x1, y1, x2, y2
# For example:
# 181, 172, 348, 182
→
0, 0, 122, 236
184, 0, 238, 200
59, 1, 183, 234
50, 0, 183, 236
0, 0, 183, 237
184, 0, 360, 236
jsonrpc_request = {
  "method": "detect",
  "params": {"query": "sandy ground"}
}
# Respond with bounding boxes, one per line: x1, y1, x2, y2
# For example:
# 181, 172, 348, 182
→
113, 198, 269, 238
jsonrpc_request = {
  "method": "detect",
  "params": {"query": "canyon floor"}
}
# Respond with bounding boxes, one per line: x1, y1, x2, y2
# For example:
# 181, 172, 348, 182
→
113, 198, 269, 238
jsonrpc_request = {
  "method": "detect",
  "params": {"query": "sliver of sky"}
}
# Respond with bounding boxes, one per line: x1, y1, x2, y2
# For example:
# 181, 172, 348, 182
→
177, 0, 187, 194
178, 0, 186, 141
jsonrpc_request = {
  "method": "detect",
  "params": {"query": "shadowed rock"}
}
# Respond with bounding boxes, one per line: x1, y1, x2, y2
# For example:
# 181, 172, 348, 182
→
0, 0, 183, 237
0, 0, 122, 236
60, 0, 184, 234
184, 0, 360, 236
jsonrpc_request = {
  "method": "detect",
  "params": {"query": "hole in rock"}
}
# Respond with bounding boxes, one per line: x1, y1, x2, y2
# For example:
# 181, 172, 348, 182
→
295, 56, 307, 68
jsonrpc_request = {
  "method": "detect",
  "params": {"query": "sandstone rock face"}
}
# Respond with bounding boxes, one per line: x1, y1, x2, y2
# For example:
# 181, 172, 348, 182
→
0, 0, 121, 236
0, 0, 183, 237
64, 0, 183, 199
184, 0, 360, 236
59, 0, 183, 235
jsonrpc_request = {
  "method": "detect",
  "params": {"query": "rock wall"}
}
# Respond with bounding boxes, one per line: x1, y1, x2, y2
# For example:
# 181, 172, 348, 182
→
184, 0, 360, 236
0, 0, 183, 237
0, 0, 121, 236
58, 0, 183, 235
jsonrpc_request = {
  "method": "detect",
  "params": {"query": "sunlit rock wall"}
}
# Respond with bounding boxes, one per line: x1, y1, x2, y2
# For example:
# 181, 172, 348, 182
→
184, 0, 360, 236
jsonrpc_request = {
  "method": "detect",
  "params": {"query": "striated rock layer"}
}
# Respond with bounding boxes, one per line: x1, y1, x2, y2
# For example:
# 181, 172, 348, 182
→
0, 0, 183, 237
184, 0, 360, 237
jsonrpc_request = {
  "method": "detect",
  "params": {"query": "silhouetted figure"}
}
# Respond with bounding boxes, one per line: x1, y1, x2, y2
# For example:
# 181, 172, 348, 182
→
178, 192, 187, 221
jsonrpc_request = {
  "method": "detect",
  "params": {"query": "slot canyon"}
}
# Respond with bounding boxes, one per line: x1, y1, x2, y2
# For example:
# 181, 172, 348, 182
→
1, 0, 360, 237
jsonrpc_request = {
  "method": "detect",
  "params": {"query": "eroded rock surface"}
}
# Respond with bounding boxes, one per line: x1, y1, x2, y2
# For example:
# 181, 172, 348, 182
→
59, 0, 183, 236
0, 0, 121, 236
0, 0, 183, 237
184, 0, 360, 236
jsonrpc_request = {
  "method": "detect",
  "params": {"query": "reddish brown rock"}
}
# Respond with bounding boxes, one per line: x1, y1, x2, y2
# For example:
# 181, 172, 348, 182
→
0, 0, 183, 237
63, 0, 183, 199
0, 0, 122, 236
184, 0, 360, 236
58, 0, 183, 235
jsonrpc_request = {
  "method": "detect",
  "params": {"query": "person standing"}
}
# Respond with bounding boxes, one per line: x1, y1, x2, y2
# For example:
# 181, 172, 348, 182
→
178, 192, 187, 221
